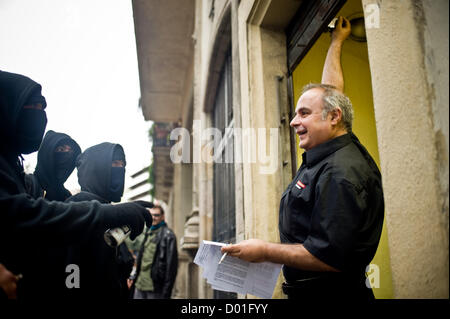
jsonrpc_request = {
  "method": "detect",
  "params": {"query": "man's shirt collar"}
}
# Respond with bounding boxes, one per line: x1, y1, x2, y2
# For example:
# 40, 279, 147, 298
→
302, 133, 352, 167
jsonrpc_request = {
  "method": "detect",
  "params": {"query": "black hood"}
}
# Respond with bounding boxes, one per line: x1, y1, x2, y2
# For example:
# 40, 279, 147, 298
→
0, 70, 47, 155
34, 130, 81, 198
76, 142, 126, 203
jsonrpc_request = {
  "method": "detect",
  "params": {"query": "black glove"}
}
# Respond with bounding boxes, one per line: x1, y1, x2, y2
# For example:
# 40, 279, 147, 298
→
103, 202, 152, 240
133, 200, 154, 209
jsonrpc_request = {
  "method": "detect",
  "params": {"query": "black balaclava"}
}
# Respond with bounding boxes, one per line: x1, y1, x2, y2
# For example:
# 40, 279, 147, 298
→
110, 147, 126, 202
34, 130, 81, 201
0, 70, 48, 156
76, 143, 126, 203
15, 89, 47, 154
54, 139, 80, 182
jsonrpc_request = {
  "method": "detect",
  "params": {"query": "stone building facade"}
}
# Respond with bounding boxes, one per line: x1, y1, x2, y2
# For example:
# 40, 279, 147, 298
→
132, 0, 448, 299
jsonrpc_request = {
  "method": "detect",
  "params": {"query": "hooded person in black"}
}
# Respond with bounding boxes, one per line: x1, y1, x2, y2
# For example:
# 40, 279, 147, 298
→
25, 130, 82, 201
65, 142, 134, 299
20, 131, 82, 298
0, 70, 151, 299
71, 143, 126, 204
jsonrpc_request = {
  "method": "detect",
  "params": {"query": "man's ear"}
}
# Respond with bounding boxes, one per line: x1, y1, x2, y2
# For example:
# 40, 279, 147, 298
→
330, 107, 343, 126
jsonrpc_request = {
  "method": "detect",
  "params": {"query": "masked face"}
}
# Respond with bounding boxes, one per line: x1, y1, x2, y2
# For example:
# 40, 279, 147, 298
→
110, 159, 125, 202
54, 145, 75, 183
15, 105, 47, 154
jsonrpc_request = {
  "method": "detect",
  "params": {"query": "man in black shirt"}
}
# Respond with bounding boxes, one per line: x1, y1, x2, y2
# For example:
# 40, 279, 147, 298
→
222, 17, 384, 300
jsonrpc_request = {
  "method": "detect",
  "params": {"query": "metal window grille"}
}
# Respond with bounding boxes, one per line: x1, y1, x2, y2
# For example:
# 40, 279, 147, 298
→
212, 50, 236, 299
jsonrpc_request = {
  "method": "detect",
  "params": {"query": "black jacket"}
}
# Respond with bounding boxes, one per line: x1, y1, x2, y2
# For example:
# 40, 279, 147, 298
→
25, 130, 81, 201
65, 193, 134, 300
65, 142, 133, 299
0, 70, 145, 299
135, 223, 178, 298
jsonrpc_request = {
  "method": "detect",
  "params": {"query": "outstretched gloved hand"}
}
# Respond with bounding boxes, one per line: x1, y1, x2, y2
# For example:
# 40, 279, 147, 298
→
132, 200, 154, 209
103, 202, 152, 240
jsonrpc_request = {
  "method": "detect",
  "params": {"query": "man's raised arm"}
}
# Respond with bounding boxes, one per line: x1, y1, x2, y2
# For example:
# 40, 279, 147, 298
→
321, 16, 351, 92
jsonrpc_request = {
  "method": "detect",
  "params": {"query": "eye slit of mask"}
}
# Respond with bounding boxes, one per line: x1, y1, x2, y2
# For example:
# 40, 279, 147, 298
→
55, 144, 73, 153
23, 103, 44, 110
112, 160, 125, 167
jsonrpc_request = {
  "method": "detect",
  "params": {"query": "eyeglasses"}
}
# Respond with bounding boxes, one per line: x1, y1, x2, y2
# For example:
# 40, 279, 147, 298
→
151, 214, 161, 218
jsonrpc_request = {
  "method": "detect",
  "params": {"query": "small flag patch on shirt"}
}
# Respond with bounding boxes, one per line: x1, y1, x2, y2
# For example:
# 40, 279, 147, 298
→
295, 180, 306, 189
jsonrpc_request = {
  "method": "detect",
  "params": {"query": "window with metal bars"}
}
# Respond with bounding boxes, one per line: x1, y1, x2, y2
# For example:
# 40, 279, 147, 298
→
212, 49, 236, 299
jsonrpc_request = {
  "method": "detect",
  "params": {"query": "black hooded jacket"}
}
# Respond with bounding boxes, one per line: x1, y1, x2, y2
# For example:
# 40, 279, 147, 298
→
0, 71, 46, 155
65, 143, 133, 299
0, 70, 149, 299
74, 142, 127, 203
25, 130, 81, 201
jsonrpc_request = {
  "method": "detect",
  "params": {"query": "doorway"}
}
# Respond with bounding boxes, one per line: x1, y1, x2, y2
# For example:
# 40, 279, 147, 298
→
286, 0, 393, 299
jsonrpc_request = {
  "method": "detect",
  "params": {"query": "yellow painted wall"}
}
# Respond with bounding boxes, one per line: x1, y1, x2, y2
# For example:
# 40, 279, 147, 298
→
290, 0, 393, 299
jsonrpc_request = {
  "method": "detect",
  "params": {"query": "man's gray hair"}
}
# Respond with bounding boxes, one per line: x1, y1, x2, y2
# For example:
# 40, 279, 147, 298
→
302, 83, 354, 132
